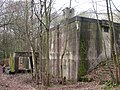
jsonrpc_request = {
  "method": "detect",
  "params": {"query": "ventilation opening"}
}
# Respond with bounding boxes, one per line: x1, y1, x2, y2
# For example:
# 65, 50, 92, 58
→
104, 27, 109, 32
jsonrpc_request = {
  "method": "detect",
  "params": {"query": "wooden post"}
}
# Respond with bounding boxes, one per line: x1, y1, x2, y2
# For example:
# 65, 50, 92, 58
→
14, 56, 19, 73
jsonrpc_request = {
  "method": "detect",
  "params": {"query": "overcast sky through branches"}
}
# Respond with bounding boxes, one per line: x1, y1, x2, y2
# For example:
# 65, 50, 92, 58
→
54, 0, 119, 15
11, 0, 120, 19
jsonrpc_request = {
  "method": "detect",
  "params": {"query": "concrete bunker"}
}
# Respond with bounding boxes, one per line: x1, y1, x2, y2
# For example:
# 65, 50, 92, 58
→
13, 51, 39, 73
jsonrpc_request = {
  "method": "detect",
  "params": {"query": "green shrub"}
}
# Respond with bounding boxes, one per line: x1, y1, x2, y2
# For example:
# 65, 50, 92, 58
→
103, 80, 118, 90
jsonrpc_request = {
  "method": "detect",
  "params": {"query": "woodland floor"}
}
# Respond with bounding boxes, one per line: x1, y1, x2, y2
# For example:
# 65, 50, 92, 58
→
0, 65, 120, 90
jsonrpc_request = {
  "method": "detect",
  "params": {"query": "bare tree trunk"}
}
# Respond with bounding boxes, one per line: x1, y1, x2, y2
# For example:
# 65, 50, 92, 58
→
39, 2, 43, 85
57, 25, 60, 78
92, 0, 115, 81
106, 0, 119, 84
109, 0, 120, 84
44, 0, 52, 86
31, 0, 39, 85
60, 39, 67, 79
37, 0, 44, 86
25, 0, 37, 82
34, 0, 52, 86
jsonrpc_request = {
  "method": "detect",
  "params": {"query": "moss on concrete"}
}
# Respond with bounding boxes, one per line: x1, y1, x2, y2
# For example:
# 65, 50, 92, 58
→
78, 37, 88, 80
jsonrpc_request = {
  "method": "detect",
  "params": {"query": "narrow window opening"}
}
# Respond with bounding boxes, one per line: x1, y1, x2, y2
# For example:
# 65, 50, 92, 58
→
104, 27, 109, 32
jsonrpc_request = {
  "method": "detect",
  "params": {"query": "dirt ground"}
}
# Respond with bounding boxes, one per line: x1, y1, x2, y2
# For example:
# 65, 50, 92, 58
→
47, 81, 103, 90
0, 65, 119, 90
0, 66, 102, 90
0, 66, 35, 90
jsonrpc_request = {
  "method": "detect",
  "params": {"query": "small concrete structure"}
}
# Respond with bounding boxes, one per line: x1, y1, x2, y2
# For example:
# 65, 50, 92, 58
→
13, 51, 39, 73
